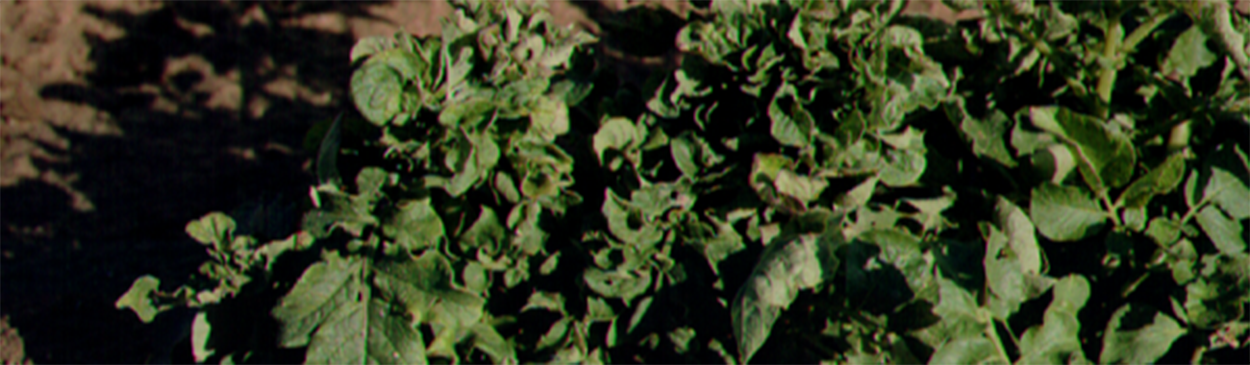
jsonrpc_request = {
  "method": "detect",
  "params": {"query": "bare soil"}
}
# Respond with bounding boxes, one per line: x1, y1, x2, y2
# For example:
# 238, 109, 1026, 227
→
0, 1, 970, 363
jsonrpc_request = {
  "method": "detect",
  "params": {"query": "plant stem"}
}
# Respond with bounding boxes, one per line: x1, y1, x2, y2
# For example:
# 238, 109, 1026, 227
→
985, 320, 1013, 363
1120, 10, 1173, 55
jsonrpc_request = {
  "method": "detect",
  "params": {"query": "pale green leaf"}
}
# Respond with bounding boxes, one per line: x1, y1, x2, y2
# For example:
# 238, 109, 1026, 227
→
995, 197, 1042, 275
538, 317, 572, 350
531, 97, 570, 142
191, 312, 213, 362
523, 291, 565, 313
1206, 168, 1250, 219
1194, 205, 1245, 254
879, 147, 927, 187
350, 36, 393, 63
115, 276, 162, 323
593, 117, 641, 164
669, 327, 696, 354
539, 251, 560, 275
187, 212, 236, 250
1162, 25, 1218, 79
1030, 184, 1108, 242
1099, 305, 1186, 364
1145, 217, 1183, 247
774, 169, 829, 204
927, 337, 1003, 365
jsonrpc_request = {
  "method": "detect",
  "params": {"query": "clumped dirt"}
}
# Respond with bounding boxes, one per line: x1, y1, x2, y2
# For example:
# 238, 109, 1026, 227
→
0, 1, 966, 363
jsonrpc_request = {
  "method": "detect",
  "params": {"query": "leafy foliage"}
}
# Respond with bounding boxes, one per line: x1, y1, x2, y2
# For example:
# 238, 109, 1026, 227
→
120, 0, 1249, 364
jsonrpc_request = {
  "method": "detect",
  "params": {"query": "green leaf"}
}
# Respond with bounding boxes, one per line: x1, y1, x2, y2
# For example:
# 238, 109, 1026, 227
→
1099, 304, 1186, 364
879, 147, 927, 187
350, 36, 393, 63
523, 291, 565, 313
383, 198, 445, 252
670, 134, 700, 179
669, 327, 696, 354
272, 253, 430, 364
773, 170, 829, 204
927, 337, 1003, 365
351, 63, 403, 126
115, 276, 162, 323
583, 268, 652, 303
1206, 167, 1250, 220
628, 296, 654, 334
1028, 106, 1136, 193
955, 108, 1017, 167
1016, 275, 1091, 364
460, 207, 505, 254
531, 97, 570, 142
837, 176, 879, 210
1117, 153, 1187, 209
593, 117, 641, 165
1145, 217, 1183, 247
538, 317, 572, 350
539, 251, 560, 275
187, 212, 236, 251
995, 197, 1042, 275
191, 312, 213, 362
1030, 184, 1108, 242
1195, 205, 1245, 254
768, 85, 813, 148
731, 234, 830, 364
1162, 25, 1218, 79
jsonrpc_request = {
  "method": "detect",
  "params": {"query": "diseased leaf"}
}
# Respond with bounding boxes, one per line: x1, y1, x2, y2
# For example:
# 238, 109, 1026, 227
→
1099, 304, 1186, 364
1030, 184, 1108, 242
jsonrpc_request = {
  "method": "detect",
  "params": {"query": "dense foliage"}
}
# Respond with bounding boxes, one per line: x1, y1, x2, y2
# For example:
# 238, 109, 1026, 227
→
118, 0, 1249, 363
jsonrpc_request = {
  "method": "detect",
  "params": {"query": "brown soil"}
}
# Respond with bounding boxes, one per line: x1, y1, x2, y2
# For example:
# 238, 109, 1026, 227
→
0, 1, 963, 363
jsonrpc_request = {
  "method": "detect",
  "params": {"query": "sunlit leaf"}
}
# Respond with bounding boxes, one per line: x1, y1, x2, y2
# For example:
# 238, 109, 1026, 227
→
1030, 184, 1107, 242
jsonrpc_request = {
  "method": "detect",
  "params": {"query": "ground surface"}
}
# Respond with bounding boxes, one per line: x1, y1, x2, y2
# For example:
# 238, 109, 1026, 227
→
0, 1, 975, 363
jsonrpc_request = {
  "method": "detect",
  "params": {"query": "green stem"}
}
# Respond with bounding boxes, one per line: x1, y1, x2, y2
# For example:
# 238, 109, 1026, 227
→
1120, 10, 1174, 55
985, 320, 1013, 363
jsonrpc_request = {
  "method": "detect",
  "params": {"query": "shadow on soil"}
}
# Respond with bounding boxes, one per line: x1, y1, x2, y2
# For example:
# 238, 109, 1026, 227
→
1, 2, 384, 363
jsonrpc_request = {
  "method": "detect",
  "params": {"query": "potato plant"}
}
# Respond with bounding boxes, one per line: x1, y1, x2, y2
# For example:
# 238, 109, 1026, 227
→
118, 0, 1249, 364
